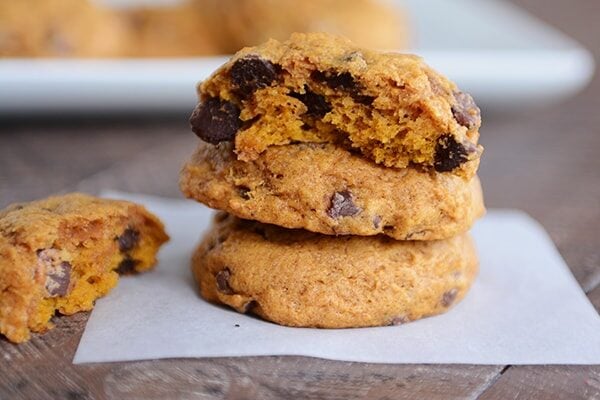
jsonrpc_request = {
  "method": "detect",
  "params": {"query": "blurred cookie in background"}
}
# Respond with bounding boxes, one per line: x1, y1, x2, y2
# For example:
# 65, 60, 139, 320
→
122, 3, 219, 57
203, 0, 409, 53
0, 0, 128, 58
0, 0, 408, 58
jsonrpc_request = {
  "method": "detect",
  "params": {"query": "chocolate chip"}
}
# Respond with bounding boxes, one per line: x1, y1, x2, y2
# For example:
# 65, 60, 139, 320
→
241, 300, 257, 313
352, 94, 375, 106
216, 268, 234, 294
373, 215, 382, 229
390, 316, 409, 326
116, 258, 139, 275
45, 261, 71, 297
311, 70, 375, 105
37, 249, 72, 297
327, 190, 361, 219
236, 186, 251, 200
312, 70, 357, 91
190, 98, 242, 144
442, 288, 458, 307
117, 228, 140, 253
229, 55, 280, 99
289, 88, 332, 118
451, 91, 481, 129
433, 134, 472, 172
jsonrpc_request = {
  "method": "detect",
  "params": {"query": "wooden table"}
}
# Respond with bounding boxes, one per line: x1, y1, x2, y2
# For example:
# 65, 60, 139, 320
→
1, 0, 599, 398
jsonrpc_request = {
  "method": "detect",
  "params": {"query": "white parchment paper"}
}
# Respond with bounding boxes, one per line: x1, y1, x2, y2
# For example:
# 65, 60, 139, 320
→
73, 192, 600, 364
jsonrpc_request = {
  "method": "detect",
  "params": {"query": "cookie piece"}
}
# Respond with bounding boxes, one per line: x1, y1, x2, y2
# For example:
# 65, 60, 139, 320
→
193, 214, 478, 328
191, 33, 482, 177
199, 0, 408, 54
0, 193, 169, 343
180, 142, 485, 240
0, 0, 128, 58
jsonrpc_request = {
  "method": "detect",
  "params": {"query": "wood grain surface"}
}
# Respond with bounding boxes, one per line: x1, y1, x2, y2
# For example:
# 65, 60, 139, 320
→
1, 0, 599, 398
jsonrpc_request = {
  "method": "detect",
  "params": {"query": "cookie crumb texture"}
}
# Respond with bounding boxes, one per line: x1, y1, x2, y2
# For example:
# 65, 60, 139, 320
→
193, 214, 478, 328
192, 33, 482, 177
0, 193, 169, 343
180, 142, 485, 240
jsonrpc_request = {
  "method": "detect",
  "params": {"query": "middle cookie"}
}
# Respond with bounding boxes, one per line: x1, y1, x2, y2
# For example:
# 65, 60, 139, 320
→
180, 142, 484, 240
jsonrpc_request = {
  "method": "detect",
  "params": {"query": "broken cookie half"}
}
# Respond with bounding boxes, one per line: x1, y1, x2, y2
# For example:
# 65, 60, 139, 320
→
0, 193, 169, 343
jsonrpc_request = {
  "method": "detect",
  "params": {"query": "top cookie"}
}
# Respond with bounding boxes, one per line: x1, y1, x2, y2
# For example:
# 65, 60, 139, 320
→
191, 33, 482, 177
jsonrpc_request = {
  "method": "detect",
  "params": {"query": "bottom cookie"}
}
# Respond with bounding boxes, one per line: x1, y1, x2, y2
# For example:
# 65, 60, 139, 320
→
192, 214, 478, 328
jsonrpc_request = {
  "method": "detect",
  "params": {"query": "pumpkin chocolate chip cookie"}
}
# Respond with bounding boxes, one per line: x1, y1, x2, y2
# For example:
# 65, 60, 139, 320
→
0, 0, 128, 58
0, 193, 169, 343
190, 33, 482, 177
192, 213, 478, 328
200, 0, 409, 54
180, 142, 485, 240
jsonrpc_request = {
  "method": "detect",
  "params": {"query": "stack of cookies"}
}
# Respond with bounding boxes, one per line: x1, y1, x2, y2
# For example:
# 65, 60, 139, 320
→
180, 33, 484, 328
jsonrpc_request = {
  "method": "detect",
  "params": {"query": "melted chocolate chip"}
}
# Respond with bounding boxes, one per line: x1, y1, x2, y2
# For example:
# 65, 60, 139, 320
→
118, 228, 140, 252
327, 190, 361, 219
289, 88, 332, 118
352, 94, 376, 106
434, 134, 472, 172
117, 258, 139, 275
37, 249, 72, 297
190, 98, 242, 144
311, 70, 375, 105
230, 55, 280, 99
312, 70, 357, 91
241, 300, 257, 313
451, 91, 481, 129
45, 261, 71, 297
216, 268, 234, 294
442, 288, 458, 307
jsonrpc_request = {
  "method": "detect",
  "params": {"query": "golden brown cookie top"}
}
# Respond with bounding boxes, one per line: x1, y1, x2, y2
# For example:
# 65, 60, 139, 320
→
194, 33, 482, 176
